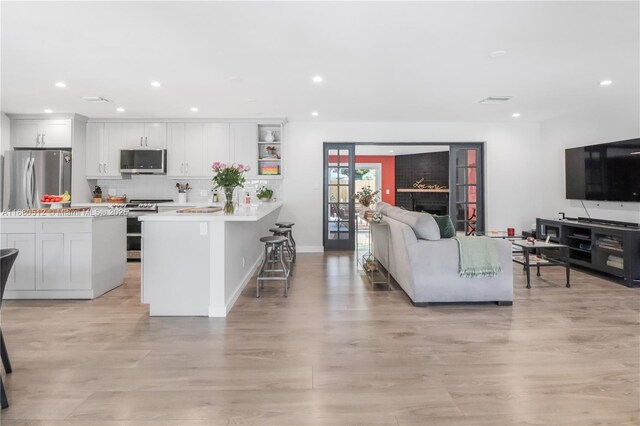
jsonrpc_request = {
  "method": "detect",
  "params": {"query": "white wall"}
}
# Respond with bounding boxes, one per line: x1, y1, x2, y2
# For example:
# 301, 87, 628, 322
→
0, 112, 10, 210
540, 107, 640, 224
283, 121, 545, 251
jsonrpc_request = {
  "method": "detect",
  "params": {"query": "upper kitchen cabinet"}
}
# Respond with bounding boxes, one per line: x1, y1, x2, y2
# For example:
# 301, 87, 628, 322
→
230, 123, 257, 177
123, 122, 167, 149
11, 119, 72, 148
85, 122, 123, 179
204, 123, 231, 175
169, 123, 230, 178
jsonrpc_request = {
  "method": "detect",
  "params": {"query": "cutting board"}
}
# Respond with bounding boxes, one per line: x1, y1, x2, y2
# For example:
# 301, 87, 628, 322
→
176, 207, 223, 214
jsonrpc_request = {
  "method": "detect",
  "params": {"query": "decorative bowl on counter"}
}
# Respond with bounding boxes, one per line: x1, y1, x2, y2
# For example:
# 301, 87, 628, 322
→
106, 195, 127, 203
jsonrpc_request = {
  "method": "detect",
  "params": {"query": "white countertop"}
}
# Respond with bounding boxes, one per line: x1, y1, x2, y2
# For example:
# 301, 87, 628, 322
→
71, 201, 211, 208
0, 211, 126, 220
139, 201, 283, 222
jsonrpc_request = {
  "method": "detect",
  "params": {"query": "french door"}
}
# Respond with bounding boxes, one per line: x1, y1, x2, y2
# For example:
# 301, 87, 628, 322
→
449, 144, 484, 235
323, 143, 355, 250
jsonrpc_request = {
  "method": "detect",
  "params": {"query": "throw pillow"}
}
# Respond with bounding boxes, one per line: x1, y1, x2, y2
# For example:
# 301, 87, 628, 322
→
432, 215, 455, 238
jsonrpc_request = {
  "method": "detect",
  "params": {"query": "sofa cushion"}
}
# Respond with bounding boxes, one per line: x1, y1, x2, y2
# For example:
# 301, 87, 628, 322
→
385, 207, 440, 241
432, 215, 456, 238
375, 201, 392, 215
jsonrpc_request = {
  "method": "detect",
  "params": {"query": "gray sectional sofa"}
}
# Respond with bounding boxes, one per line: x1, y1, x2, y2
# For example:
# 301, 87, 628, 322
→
373, 203, 514, 306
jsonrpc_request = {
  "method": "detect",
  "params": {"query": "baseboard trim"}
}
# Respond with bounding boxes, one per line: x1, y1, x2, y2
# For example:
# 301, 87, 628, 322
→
209, 255, 264, 317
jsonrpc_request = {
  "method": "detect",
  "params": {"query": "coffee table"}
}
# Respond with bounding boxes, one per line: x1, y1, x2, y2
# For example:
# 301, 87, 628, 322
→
511, 240, 570, 289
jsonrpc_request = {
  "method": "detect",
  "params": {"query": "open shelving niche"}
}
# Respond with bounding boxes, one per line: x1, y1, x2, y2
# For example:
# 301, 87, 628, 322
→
257, 123, 284, 179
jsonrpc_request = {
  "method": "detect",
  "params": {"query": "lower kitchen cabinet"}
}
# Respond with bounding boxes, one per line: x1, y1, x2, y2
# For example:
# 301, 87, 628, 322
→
1, 233, 36, 290
35, 233, 66, 290
0, 216, 126, 299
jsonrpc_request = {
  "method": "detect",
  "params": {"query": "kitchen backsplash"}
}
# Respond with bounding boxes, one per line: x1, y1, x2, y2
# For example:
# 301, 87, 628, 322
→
93, 175, 283, 203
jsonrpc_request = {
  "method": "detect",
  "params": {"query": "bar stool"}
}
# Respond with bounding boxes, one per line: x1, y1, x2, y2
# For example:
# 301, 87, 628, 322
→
257, 236, 290, 297
270, 227, 295, 263
275, 222, 296, 259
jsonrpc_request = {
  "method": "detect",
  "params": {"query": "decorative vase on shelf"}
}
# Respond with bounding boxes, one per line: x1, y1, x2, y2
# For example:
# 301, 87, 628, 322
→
223, 186, 236, 214
264, 130, 275, 142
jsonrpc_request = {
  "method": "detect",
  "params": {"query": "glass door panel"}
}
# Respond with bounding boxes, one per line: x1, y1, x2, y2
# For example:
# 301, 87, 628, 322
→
324, 144, 355, 250
450, 145, 484, 235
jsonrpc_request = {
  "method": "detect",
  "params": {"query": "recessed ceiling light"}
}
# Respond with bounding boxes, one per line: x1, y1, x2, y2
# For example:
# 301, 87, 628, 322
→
600, 80, 612, 86
44, 109, 53, 113
190, 107, 199, 112
512, 113, 521, 118
311, 111, 319, 116
312, 76, 323, 83
54, 81, 66, 88
150, 81, 162, 88
116, 107, 125, 112
388, 150, 394, 153
489, 50, 507, 58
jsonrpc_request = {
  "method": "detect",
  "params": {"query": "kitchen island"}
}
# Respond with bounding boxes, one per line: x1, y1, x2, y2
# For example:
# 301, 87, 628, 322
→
139, 201, 283, 317
0, 211, 126, 299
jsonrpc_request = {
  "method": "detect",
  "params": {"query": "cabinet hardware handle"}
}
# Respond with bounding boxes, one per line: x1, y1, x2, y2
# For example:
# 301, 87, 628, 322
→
145, 136, 148, 146
185, 163, 189, 174
104, 163, 107, 173
140, 136, 143, 146
99, 163, 102, 173
41, 134, 46, 145
36, 134, 41, 145
180, 163, 184, 173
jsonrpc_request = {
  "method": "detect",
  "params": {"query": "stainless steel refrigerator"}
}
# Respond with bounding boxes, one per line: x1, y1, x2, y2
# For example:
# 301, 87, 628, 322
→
3, 150, 71, 209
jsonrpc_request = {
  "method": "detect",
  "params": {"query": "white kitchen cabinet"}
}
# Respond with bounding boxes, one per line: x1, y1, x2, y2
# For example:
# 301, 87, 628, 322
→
1, 216, 126, 299
64, 233, 92, 290
2, 233, 36, 290
123, 122, 167, 149
167, 123, 186, 177
184, 123, 205, 176
35, 233, 65, 290
11, 119, 72, 148
170, 123, 230, 177
205, 123, 231, 174
85, 123, 122, 178
230, 123, 257, 177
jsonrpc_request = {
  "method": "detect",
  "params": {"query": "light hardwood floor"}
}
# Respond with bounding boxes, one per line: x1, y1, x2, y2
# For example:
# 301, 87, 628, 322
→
1, 253, 639, 425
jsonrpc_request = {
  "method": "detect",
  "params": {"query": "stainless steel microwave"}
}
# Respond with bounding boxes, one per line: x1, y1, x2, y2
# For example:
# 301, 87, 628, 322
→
120, 149, 167, 174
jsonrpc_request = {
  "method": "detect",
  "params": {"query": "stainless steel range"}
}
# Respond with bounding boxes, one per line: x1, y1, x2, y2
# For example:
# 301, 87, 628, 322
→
111, 199, 172, 261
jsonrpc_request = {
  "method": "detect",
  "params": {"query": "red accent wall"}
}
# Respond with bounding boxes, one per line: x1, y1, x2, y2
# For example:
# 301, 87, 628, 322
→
356, 155, 395, 205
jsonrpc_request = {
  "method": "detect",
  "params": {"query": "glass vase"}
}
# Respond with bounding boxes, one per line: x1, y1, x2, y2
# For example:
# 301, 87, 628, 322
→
223, 186, 236, 214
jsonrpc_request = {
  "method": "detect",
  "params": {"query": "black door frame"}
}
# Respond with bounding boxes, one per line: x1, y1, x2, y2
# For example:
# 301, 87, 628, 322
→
323, 143, 356, 251
322, 141, 486, 250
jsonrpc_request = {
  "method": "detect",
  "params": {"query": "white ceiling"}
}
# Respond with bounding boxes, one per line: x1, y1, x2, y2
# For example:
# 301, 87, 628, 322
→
1, 1, 638, 122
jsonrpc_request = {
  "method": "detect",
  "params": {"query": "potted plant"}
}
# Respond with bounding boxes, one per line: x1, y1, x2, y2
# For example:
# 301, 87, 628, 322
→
175, 183, 191, 204
211, 162, 250, 214
353, 186, 380, 219
256, 186, 274, 202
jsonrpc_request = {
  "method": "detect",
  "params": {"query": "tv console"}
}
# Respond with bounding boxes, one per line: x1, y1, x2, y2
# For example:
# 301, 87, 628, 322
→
576, 217, 639, 229
537, 218, 640, 287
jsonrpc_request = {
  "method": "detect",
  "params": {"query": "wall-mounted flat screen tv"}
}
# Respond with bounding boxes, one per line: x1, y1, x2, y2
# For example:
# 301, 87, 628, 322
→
565, 138, 640, 202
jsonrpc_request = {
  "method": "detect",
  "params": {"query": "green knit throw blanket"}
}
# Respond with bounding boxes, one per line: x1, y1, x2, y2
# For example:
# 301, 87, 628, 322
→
453, 236, 503, 278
